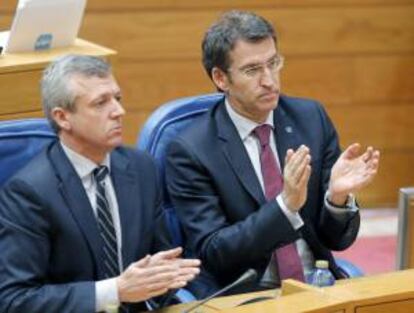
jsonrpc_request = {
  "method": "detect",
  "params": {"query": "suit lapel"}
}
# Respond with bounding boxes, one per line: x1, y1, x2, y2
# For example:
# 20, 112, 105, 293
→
110, 150, 139, 268
214, 102, 265, 205
273, 98, 302, 170
214, 96, 303, 204
48, 143, 104, 277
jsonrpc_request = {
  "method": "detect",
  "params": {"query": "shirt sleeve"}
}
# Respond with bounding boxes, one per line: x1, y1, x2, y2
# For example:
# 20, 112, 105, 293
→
324, 192, 359, 215
276, 195, 304, 230
95, 278, 119, 312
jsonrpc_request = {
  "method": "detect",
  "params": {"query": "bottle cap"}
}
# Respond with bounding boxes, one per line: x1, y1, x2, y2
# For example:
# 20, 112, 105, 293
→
106, 305, 119, 313
315, 260, 329, 269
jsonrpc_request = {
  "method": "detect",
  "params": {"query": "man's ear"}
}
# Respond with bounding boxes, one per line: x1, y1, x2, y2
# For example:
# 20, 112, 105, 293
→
51, 107, 72, 131
211, 67, 230, 92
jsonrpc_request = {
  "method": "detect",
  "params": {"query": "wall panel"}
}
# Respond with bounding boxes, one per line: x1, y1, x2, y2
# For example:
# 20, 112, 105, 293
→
86, 0, 414, 11
284, 55, 414, 106
79, 6, 414, 61
0, 71, 41, 114
0, 110, 43, 121
328, 104, 414, 150
4, 1, 414, 12
361, 151, 414, 206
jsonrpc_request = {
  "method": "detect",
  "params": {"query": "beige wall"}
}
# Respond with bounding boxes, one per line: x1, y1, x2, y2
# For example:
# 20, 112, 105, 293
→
1, 0, 414, 207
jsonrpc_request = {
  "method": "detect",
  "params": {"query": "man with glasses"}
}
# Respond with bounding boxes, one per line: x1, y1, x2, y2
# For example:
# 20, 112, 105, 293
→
166, 11, 380, 297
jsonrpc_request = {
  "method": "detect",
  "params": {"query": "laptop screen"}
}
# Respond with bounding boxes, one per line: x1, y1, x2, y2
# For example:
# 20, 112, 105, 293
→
1, 0, 86, 54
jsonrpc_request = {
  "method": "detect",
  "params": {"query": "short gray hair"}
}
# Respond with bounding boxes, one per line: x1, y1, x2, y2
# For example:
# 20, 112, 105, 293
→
41, 54, 112, 132
202, 10, 277, 80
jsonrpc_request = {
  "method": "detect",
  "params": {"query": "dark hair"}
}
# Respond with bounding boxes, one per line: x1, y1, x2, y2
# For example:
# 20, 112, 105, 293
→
202, 10, 277, 80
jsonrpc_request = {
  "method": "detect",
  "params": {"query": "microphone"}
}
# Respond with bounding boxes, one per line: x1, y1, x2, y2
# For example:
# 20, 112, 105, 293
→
158, 289, 177, 308
182, 269, 258, 313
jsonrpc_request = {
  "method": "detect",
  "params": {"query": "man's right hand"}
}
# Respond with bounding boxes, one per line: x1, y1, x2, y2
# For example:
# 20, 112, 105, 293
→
116, 248, 200, 303
281, 145, 311, 212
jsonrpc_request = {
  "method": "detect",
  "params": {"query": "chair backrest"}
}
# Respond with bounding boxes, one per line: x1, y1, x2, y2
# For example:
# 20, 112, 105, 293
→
0, 118, 56, 187
137, 93, 224, 245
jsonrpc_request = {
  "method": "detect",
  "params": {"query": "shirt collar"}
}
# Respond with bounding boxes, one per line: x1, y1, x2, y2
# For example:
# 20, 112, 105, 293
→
60, 142, 111, 180
225, 98, 274, 141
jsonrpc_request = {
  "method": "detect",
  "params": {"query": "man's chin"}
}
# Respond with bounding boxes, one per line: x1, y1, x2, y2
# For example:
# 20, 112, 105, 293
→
258, 99, 278, 112
257, 92, 279, 104
108, 136, 123, 149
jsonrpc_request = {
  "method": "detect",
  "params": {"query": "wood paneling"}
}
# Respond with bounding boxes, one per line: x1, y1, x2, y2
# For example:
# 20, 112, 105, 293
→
112, 60, 211, 110
86, 0, 414, 11
0, 14, 13, 29
328, 103, 414, 150
0, 71, 41, 114
356, 299, 414, 313
283, 55, 414, 105
0, 110, 43, 121
3, 0, 414, 12
79, 6, 414, 60
122, 110, 153, 145
357, 151, 414, 206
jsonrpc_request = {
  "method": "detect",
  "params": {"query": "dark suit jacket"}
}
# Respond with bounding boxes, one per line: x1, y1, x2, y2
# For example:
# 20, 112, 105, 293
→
166, 95, 360, 298
0, 141, 170, 313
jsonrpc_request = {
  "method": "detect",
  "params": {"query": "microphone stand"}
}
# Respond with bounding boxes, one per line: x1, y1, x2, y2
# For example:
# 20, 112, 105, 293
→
182, 269, 258, 313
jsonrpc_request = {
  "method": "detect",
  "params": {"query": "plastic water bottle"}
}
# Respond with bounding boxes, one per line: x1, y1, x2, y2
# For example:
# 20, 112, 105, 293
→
310, 260, 335, 287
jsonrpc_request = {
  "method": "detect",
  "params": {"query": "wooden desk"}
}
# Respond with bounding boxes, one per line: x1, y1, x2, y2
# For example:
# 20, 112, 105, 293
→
156, 290, 280, 313
327, 270, 414, 313
0, 38, 116, 120
159, 270, 414, 313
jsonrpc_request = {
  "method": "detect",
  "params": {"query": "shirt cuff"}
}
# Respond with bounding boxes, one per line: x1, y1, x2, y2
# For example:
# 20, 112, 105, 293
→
276, 195, 304, 230
324, 191, 358, 214
96, 278, 120, 312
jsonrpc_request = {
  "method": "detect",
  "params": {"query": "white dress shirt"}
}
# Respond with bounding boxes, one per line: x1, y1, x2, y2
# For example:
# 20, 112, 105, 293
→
224, 99, 357, 284
61, 143, 121, 312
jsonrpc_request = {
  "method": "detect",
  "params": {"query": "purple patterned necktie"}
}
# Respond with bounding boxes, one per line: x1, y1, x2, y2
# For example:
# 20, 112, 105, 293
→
253, 124, 305, 282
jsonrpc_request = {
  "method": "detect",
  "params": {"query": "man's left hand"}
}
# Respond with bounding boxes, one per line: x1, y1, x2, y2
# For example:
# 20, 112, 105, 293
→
148, 247, 201, 289
328, 143, 380, 206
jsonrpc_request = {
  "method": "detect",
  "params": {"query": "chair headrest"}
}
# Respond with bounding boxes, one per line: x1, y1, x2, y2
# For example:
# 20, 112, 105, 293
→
0, 118, 56, 187
136, 93, 224, 203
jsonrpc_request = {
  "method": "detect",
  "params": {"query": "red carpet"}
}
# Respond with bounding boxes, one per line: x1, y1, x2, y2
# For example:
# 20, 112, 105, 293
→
334, 235, 397, 275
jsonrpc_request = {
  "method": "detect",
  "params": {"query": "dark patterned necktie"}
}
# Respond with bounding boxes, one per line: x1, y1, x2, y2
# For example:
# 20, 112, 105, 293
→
93, 166, 120, 278
94, 166, 129, 313
253, 125, 305, 282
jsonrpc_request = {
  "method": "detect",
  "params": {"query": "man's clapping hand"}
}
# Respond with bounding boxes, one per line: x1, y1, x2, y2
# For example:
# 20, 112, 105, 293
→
117, 247, 200, 303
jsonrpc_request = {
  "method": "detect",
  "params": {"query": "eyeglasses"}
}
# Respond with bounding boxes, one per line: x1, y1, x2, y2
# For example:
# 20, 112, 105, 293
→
229, 55, 284, 80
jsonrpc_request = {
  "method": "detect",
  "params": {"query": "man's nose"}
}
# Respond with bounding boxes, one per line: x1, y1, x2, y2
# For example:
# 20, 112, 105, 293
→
260, 67, 277, 87
112, 99, 126, 117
